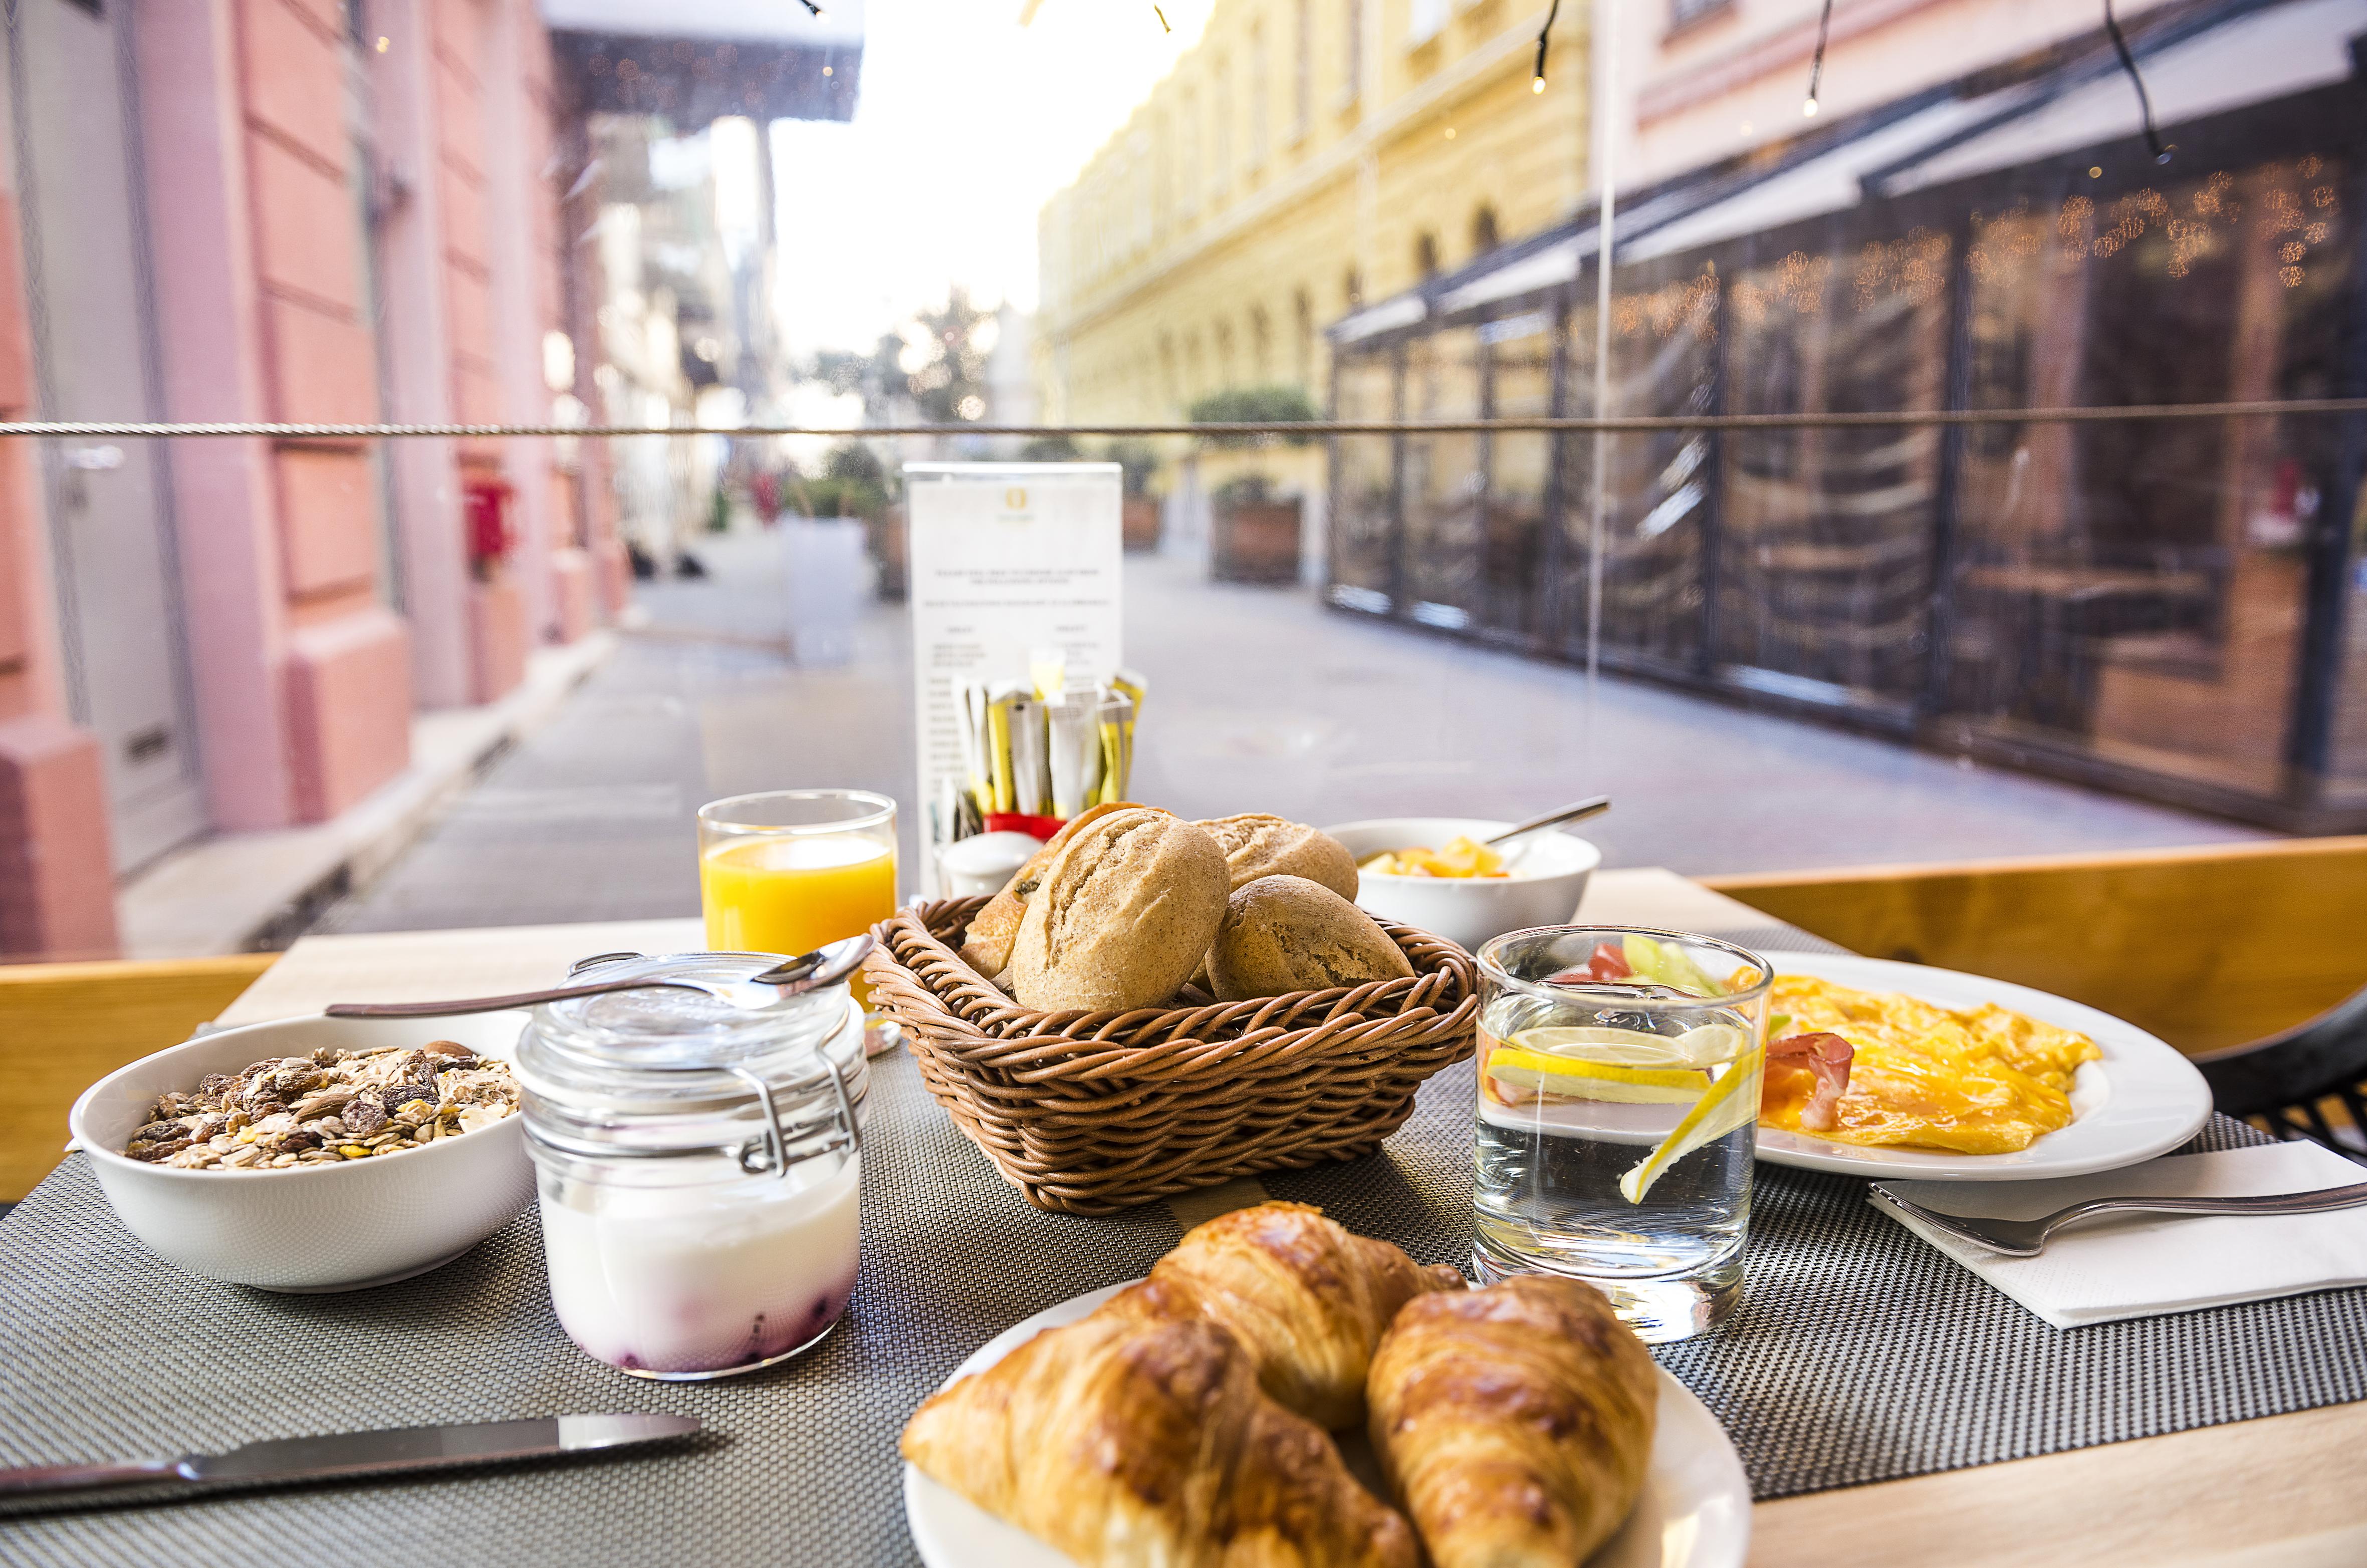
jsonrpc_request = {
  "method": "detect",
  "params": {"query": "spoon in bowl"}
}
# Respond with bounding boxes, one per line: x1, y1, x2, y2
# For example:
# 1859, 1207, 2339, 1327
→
1485, 796, 1612, 870
324, 934, 875, 1019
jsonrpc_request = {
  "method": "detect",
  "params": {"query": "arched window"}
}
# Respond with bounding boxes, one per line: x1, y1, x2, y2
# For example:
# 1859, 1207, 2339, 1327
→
1471, 205, 1500, 256
1415, 232, 1440, 279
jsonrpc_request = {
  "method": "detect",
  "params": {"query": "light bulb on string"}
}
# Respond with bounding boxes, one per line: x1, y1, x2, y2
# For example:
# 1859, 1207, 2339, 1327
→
1532, 0, 1560, 94
1802, 0, 1833, 121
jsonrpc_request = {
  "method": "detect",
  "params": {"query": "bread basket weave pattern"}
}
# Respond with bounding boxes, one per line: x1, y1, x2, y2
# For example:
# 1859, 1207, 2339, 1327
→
865, 896, 1480, 1215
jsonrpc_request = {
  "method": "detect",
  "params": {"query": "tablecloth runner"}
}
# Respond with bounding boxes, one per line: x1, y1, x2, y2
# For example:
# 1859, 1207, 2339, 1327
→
3, 923, 2364, 1565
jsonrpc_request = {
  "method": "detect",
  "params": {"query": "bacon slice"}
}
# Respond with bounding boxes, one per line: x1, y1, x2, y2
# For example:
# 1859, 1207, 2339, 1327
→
1766, 1031, 1853, 1131
1547, 942, 1633, 986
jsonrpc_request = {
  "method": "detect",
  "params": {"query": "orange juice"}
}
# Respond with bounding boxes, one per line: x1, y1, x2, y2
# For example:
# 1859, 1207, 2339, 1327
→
701, 836, 896, 1003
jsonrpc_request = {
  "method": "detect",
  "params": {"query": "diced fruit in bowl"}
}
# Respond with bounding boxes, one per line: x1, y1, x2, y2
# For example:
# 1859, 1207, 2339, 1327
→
1323, 816, 1601, 952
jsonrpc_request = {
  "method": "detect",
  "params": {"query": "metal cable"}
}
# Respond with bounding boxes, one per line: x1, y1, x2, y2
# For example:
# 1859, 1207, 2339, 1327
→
5, 398, 2362, 440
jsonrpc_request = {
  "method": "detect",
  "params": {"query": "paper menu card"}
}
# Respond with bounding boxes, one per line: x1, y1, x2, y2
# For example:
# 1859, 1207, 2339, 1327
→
904, 463, 1122, 894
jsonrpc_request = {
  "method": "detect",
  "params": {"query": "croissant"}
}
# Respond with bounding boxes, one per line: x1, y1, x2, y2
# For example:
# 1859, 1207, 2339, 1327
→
902, 1308, 1418, 1568
1367, 1276, 1658, 1568
1107, 1201, 1464, 1429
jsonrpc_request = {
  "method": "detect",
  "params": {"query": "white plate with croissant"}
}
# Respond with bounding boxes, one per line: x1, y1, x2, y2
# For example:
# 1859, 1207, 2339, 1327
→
901, 1203, 1750, 1568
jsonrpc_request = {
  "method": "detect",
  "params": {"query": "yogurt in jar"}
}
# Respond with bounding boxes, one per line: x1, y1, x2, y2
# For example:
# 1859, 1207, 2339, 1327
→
540, 1150, 860, 1376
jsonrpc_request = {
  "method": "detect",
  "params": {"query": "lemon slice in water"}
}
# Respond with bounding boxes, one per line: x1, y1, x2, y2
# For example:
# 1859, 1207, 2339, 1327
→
1617, 1046, 1764, 1203
1488, 1043, 1711, 1103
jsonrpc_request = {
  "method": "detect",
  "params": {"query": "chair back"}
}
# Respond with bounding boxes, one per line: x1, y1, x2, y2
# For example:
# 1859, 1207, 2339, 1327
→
0, 953, 276, 1202
2193, 985, 2367, 1163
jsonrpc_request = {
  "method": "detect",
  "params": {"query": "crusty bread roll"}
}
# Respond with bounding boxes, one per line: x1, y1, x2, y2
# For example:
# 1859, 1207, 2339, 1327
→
1008, 810, 1228, 1011
959, 802, 1148, 978
1196, 814, 1359, 899
1207, 875, 1415, 1001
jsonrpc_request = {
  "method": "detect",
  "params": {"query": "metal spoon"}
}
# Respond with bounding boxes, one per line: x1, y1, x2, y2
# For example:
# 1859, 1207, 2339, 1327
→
323, 933, 875, 1019
1483, 796, 1613, 847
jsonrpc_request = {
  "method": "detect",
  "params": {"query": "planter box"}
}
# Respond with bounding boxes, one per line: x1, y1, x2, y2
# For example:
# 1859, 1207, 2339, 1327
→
1211, 497, 1302, 584
1122, 494, 1162, 553
869, 505, 907, 601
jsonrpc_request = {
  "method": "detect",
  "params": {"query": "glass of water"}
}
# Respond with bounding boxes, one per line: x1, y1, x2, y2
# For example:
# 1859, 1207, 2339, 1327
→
1472, 926, 1772, 1342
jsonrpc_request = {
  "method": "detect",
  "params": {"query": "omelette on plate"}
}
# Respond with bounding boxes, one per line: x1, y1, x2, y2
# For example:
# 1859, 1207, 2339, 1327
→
1758, 974, 2102, 1154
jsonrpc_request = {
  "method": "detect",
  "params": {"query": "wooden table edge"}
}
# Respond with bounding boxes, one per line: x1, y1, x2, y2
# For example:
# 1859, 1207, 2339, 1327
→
1747, 1399, 2367, 1566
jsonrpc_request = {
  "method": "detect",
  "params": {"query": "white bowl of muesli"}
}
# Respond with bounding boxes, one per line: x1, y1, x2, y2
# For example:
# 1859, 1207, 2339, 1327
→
68, 1011, 534, 1291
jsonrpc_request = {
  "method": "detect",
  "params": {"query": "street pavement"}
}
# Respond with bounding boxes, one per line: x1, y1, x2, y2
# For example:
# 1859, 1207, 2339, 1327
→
317, 529, 2266, 934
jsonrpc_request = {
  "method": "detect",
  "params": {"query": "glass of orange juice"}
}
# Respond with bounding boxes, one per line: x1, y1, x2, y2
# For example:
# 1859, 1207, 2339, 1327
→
697, 791, 897, 1004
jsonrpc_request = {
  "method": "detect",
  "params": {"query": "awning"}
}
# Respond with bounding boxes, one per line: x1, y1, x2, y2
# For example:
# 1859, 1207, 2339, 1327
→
1621, 94, 2035, 262
1333, 294, 1429, 345
1876, 0, 2366, 195
543, 0, 865, 126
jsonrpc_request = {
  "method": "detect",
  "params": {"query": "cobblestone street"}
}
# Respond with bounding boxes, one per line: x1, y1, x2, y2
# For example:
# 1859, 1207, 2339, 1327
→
319, 531, 2267, 935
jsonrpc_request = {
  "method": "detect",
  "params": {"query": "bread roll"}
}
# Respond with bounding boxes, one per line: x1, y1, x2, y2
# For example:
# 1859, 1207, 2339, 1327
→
1197, 814, 1359, 899
1367, 1276, 1658, 1568
1008, 809, 1228, 1011
1207, 876, 1414, 1002
959, 802, 1146, 978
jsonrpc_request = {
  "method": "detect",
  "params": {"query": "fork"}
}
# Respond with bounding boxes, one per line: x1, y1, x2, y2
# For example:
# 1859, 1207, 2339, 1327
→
1868, 1179, 2367, 1256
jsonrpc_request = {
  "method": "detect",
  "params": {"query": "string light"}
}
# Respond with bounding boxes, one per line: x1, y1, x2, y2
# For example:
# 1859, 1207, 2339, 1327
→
1533, 0, 1559, 93
1154, 5, 1171, 32
2103, 0, 2173, 164
1803, 0, 1832, 117
797, 1, 824, 16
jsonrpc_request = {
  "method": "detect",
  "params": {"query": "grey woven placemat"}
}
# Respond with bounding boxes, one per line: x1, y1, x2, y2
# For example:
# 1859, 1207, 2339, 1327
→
2, 918, 2361, 1565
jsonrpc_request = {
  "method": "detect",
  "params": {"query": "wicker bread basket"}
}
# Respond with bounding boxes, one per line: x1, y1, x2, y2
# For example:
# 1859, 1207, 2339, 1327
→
865, 896, 1480, 1215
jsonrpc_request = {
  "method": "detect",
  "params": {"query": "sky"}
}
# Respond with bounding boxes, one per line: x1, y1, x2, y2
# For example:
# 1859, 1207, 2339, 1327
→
761, 0, 1215, 360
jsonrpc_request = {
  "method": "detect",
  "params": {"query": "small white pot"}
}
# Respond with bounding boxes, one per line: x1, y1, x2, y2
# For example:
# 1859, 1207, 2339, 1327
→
1323, 817, 1601, 954
67, 1012, 535, 1292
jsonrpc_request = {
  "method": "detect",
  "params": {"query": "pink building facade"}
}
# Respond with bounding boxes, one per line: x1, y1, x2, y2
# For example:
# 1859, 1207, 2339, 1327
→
0, 0, 627, 960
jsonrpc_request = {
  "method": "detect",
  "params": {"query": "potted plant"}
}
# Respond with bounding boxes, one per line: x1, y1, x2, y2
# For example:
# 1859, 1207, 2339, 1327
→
1191, 386, 1317, 584
1107, 439, 1163, 552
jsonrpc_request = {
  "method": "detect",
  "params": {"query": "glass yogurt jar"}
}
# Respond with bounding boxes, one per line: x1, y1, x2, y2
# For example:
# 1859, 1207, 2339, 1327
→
517, 952, 867, 1379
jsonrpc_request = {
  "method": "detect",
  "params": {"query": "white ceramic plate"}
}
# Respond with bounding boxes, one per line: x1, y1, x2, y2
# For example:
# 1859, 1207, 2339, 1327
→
902, 1282, 1751, 1568
1750, 950, 2212, 1181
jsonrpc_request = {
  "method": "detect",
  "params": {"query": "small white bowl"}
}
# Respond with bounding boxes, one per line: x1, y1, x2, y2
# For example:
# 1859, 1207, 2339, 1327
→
1323, 817, 1601, 953
68, 1012, 535, 1292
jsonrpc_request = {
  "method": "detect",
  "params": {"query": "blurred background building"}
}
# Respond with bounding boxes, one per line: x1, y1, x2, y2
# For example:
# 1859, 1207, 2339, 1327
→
0, 0, 860, 959
1317, 0, 2361, 830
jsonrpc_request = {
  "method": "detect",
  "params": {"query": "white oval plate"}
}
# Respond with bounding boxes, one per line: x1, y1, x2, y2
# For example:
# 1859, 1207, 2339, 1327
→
903, 1281, 1751, 1568
1751, 950, 2212, 1181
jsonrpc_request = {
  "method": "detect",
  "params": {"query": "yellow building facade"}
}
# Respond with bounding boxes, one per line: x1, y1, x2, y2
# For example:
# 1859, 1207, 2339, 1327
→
1035, 1, 1589, 426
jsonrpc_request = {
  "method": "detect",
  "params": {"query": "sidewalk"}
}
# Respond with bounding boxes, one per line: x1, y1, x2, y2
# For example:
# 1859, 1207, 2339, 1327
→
306, 532, 2268, 939
119, 633, 619, 957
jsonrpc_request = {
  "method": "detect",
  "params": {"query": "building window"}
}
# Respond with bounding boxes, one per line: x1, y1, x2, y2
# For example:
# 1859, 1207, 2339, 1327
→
1341, 0, 1363, 106
1668, 0, 1733, 32
1471, 205, 1499, 256
1250, 25, 1269, 170
1294, 0, 1313, 141
1415, 232, 1440, 278
1294, 288, 1315, 385
1407, 0, 1446, 49
1213, 59, 1233, 198
1344, 266, 1363, 309
1180, 89, 1200, 217
1252, 306, 1273, 380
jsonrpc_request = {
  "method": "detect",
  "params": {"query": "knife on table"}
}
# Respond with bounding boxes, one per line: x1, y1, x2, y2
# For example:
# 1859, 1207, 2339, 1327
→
0, 1413, 700, 1500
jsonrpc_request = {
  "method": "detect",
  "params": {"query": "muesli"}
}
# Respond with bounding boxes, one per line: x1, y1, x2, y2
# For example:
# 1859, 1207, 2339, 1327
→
123, 1042, 519, 1171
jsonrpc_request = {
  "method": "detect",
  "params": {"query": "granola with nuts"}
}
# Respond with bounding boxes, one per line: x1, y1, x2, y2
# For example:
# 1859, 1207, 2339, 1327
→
124, 1042, 519, 1171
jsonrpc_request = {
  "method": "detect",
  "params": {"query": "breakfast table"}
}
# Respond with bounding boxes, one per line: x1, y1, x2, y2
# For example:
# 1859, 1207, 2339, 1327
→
4, 867, 2365, 1566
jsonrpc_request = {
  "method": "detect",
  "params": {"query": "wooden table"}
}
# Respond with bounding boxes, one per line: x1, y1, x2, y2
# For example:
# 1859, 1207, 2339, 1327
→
203, 869, 2367, 1568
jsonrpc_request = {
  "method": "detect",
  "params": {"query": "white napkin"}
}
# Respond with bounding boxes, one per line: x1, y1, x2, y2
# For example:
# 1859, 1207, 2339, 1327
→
1869, 1142, 2367, 1328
